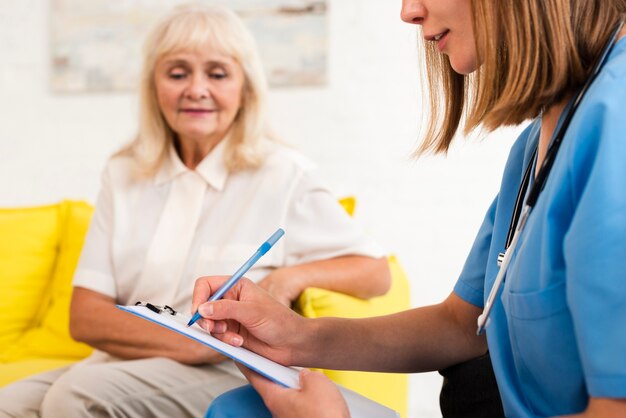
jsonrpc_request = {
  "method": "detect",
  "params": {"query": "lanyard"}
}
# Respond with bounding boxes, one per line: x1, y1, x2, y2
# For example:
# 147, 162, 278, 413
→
476, 21, 624, 335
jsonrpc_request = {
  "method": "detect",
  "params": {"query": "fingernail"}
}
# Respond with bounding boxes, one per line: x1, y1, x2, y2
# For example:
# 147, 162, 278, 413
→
199, 304, 213, 317
232, 336, 243, 346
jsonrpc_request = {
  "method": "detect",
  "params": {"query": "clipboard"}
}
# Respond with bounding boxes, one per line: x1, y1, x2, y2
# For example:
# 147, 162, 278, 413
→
117, 303, 400, 418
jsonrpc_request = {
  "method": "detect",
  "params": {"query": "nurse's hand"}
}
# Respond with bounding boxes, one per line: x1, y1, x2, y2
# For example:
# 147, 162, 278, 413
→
554, 397, 626, 417
242, 366, 351, 418
191, 276, 310, 365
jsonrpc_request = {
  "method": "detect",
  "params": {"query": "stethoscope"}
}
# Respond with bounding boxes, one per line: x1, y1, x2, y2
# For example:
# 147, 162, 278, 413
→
476, 20, 625, 335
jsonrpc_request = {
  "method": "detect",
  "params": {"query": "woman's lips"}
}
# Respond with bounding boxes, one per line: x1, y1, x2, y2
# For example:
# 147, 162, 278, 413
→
425, 30, 450, 52
435, 30, 450, 52
180, 108, 215, 116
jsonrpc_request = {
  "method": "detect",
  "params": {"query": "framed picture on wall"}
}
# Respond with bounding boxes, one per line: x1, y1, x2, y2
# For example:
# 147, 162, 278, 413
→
49, 0, 327, 92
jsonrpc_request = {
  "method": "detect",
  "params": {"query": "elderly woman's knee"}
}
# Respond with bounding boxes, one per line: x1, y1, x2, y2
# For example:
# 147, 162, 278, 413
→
40, 364, 122, 416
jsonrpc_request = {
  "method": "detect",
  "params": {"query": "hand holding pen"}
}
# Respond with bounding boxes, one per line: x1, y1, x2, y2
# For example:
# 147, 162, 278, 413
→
187, 228, 285, 327
189, 262, 309, 364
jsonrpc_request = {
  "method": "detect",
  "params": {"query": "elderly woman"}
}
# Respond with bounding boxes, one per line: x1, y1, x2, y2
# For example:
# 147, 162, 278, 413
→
0, 4, 389, 417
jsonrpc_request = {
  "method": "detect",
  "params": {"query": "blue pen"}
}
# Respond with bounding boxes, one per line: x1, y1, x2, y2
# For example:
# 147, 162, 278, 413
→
187, 228, 285, 327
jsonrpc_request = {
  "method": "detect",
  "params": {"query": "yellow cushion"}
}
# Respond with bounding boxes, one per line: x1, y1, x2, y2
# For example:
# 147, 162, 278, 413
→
295, 255, 410, 418
2, 201, 94, 361
338, 196, 356, 217
0, 204, 61, 350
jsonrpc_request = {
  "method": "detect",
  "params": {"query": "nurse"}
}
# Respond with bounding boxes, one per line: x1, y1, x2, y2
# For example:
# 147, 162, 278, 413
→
194, 0, 626, 416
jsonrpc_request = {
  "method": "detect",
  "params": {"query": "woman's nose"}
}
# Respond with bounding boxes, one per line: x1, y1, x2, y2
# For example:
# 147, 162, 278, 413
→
185, 74, 210, 100
400, 0, 426, 25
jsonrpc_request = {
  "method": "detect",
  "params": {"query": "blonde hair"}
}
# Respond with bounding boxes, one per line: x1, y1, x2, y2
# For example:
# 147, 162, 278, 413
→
417, 0, 626, 155
120, 3, 271, 174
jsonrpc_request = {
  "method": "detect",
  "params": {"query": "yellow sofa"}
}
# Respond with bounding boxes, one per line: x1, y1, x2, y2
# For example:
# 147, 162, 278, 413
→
0, 201, 94, 384
0, 199, 409, 417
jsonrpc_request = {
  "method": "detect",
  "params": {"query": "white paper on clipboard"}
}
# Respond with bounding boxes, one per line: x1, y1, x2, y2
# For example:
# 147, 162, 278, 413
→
117, 304, 399, 418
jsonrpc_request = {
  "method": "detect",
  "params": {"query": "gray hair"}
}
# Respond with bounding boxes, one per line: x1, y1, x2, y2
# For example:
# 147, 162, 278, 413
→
121, 3, 272, 175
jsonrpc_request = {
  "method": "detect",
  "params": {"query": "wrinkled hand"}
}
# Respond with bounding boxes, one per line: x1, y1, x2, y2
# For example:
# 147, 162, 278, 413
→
257, 268, 306, 307
191, 276, 309, 365
241, 365, 351, 418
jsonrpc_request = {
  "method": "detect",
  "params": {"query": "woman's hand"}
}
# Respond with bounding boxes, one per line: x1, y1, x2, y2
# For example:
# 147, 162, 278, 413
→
70, 287, 228, 364
554, 398, 626, 417
191, 276, 311, 365
257, 267, 305, 307
242, 366, 351, 418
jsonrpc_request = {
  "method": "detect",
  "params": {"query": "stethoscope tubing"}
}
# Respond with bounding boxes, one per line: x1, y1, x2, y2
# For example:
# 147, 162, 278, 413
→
477, 205, 529, 335
475, 19, 624, 336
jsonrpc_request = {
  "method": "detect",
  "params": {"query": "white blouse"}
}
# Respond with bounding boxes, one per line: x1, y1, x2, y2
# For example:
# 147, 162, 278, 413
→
73, 139, 384, 313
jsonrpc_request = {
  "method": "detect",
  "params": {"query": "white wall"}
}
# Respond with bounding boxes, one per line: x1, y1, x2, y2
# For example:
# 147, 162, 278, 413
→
0, 1, 525, 416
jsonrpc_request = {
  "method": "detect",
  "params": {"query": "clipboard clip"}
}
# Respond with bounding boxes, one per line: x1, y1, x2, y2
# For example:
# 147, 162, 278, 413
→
134, 301, 177, 316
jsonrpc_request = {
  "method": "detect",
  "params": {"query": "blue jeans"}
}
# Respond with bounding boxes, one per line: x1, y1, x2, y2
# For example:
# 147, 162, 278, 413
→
205, 384, 272, 418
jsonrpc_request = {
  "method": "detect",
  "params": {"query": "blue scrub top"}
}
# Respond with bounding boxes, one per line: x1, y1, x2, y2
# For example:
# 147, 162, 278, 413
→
454, 36, 626, 417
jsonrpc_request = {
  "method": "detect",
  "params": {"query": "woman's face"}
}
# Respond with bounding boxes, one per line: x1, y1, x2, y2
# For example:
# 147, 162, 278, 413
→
401, 0, 477, 75
154, 47, 245, 147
